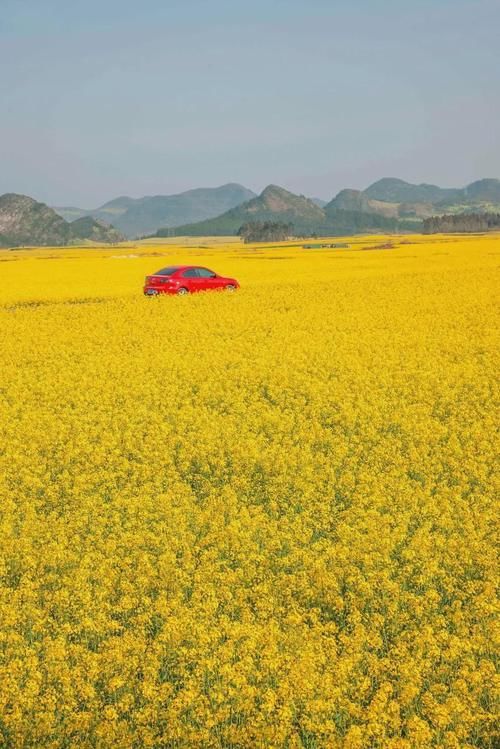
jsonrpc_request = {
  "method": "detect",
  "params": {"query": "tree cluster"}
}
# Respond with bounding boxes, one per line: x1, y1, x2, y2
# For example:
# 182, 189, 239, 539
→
238, 221, 292, 243
423, 213, 500, 234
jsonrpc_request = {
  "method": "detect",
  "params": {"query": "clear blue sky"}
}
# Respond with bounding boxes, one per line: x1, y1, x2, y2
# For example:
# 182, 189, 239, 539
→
1, 0, 499, 206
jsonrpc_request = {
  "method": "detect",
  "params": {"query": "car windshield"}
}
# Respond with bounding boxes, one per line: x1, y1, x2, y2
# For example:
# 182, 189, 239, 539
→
155, 267, 178, 276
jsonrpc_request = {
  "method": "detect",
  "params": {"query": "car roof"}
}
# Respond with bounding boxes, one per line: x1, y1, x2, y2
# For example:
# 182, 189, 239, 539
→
162, 265, 208, 271
167, 265, 210, 273
154, 265, 215, 275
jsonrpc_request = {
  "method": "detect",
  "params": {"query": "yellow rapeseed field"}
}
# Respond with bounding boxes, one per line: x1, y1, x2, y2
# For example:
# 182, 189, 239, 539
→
0, 234, 498, 748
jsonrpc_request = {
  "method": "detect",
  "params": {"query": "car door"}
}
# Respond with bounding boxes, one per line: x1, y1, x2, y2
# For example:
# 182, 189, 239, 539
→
180, 267, 200, 291
196, 267, 220, 290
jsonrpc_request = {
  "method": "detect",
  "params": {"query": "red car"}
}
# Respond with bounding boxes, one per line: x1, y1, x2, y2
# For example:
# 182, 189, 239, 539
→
143, 265, 240, 296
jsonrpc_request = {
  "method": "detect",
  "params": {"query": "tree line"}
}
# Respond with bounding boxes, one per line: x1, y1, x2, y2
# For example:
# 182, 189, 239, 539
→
423, 213, 500, 233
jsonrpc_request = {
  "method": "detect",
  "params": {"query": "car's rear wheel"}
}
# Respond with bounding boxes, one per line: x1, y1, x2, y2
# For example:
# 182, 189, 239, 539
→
177, 287, 189, 295
225, 284, 236, 292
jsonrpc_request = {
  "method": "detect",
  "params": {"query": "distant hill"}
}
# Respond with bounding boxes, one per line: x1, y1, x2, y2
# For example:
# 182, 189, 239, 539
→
0, 194, 71, 246
364, 177, 500, 208
0, 193, 124, 247
54, 184, 256, 238
163, 185, 325, 236
461, 179, 500, 203
325, 189, 401, 217
324, 209, 405, 234
69, 216, 126, 243
323, 191, 417, 233
326, 189, 372, 213
325, 189, 434, 221
364, 178, 462, 204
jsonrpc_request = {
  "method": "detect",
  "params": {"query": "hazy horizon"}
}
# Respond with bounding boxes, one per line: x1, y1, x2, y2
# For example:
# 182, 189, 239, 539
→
1, 0, 499, 206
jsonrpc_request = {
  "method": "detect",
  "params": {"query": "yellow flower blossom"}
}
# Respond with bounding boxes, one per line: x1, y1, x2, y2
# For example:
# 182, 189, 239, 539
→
0, 233, 498, 746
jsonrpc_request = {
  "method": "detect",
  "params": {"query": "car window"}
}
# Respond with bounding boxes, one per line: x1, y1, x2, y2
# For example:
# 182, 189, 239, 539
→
181, 268, 198, 278
196, 268, 216, 278
156, 266, 178, 276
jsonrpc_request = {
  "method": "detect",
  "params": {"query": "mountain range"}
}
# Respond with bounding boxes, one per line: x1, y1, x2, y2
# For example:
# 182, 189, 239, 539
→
159, 185, 327, 237
2, 178, 500, 247
53, 183, 256, 238
161, 185, 406, 237
161, 178, 500, 237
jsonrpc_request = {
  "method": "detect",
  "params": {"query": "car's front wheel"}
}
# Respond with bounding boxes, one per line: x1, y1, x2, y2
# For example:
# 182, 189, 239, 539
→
176, 287, 189, 295
225, 284, 237, 292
